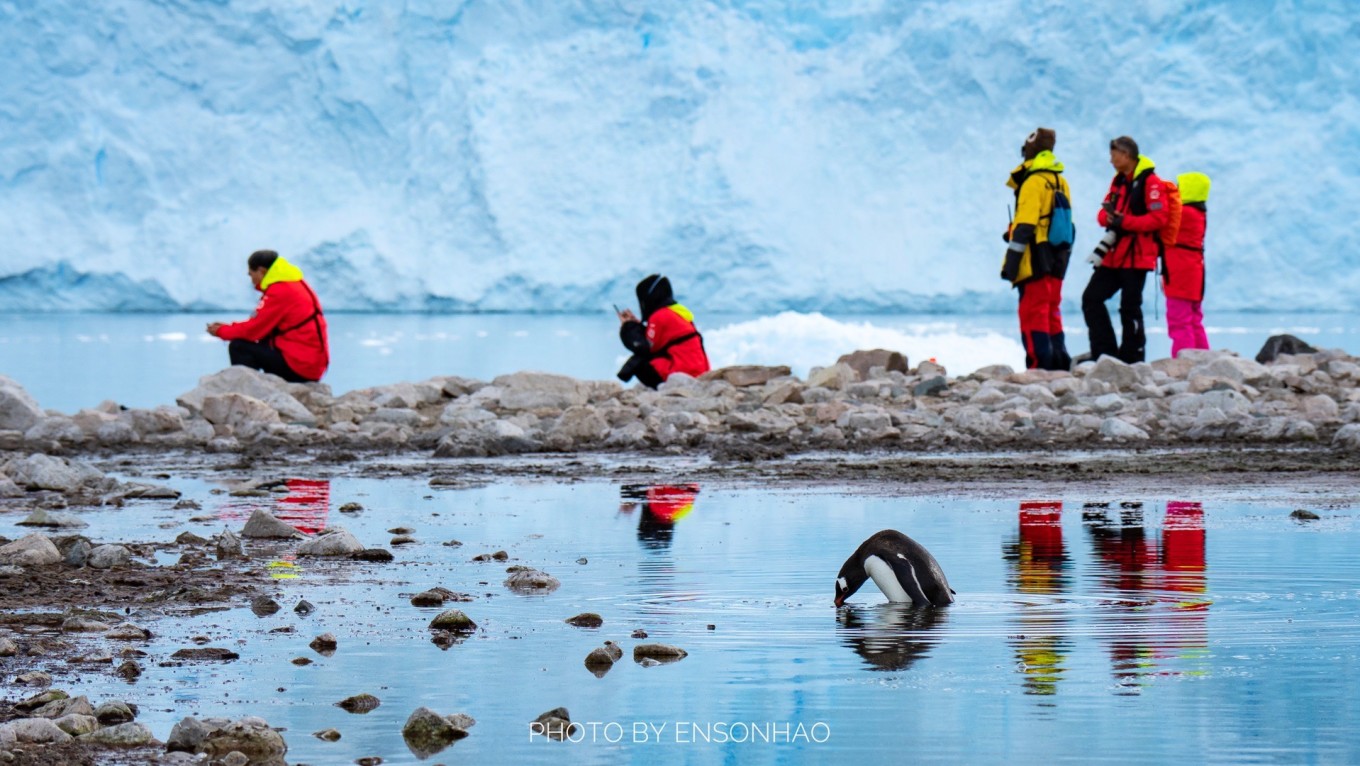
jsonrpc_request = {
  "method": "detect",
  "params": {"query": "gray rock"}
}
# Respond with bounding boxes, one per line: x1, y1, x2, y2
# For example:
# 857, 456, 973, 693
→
297, 527, 364, 557
337, 694, 381, 713
837, 349, 909, 379
79, 721, 158, 747
216, 529, 245, 559
1256, 334, 1319, 364
504, 568, 561, 595
63, 538, 93, 567
584, 647, 616, 677
309, 633, 338, 653
0, 717, 72, 744
16, 509, 88, 528
634, 643, 688, 662
913, 376, 948, 397
1332, 423, 1360, 449
170, 647, 240, 662
240, 509, 304, 539
34, 694, 95, 718
0, 636, 17, 656
0, 473, 23, 497
493, 371, 590, 411
251, 596, 281, 616
565, 612, 604, 628
94, 701, 136, 725
428, 609, 478, 635
167, 716, 218, 753
314, 728, 342, 741
0, 374, 45, 430
701, 365, 793, 387
806, 362, 857, 390
53, 713, 100, 736
2, 534, 62, 567
1, 453, 106, 491
177, 366, 316, 425
531, 707, 579, 741
87, 544, 132, 569
1099, 418, 1150, 440
199, 718, 288, 762
105, 622, 152, 640
402, 706, 468, 758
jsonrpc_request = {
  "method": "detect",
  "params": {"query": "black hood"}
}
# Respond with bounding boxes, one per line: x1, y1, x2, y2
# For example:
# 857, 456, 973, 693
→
635, 274, 675, 319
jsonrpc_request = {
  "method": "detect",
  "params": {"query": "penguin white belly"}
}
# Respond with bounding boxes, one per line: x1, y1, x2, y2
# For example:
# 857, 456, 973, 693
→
864, 555, 912, 603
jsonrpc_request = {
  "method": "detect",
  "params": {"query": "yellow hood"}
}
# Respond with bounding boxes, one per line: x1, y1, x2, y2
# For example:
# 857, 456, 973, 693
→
259, 256, 305, 291
1178, 172, 1211, 203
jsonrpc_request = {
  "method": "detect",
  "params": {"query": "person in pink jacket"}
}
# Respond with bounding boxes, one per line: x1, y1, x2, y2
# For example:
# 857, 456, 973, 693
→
1162, 173, 1211, 357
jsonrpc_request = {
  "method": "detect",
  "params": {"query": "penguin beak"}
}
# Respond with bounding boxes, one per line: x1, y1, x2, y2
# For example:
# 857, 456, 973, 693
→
834, 594, 844, 607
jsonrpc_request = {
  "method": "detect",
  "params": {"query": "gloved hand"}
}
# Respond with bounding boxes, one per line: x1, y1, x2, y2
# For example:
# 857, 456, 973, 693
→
1086, 252, 1104, 268
1106, 211, 1124, 230
1002, 229, 1011, 243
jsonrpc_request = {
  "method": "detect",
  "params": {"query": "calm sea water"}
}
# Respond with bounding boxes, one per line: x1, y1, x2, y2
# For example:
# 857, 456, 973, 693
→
3, 477, 1356, 764
1, 311, 1357, 413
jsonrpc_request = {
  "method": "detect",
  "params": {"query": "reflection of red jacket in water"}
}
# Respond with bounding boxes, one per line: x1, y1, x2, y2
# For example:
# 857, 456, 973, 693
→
1162, 501, 1206, 598
645, 485, 699, 524
275, 479, 331, 535
1017, 501, 1065, 593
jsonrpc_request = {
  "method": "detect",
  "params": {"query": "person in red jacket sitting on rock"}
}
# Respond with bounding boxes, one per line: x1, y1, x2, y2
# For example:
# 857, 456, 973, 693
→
617, 274, 710, 388
206, 250, 330, 383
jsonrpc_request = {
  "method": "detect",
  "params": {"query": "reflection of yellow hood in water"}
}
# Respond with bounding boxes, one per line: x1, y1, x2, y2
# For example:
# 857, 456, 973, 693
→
268, 560, 299, 580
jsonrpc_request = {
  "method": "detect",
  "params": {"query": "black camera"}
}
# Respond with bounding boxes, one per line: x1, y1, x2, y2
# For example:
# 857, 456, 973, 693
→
617, 354, 645, 382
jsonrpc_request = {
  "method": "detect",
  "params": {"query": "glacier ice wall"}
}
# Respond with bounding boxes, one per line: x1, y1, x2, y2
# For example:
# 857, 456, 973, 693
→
1, 0, 1357, 312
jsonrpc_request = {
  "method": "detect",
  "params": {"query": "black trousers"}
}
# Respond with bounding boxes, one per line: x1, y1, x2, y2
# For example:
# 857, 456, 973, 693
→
228, 339, 310, 383
1081, 267, 1149, 363
619, 353, 664, 389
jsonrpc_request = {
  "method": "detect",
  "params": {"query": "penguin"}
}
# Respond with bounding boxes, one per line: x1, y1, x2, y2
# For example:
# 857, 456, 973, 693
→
834, 530, 955, 607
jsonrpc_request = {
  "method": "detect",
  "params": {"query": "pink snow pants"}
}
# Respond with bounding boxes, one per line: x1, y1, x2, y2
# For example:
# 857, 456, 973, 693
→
1166, 297, 1209, 358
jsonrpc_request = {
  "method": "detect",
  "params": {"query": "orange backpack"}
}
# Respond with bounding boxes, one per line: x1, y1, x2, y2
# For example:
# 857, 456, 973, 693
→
1159, 180, 1183, 248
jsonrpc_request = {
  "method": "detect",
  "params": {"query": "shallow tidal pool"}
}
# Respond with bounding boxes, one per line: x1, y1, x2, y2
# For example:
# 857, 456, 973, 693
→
5, 475, 1360, 764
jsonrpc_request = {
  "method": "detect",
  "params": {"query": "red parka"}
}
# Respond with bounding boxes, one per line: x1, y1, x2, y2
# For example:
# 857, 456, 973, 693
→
1096, 156, 1169, 271
216, 257, 330, 381
645, 304, 710, 381
1164, 203, 1206, 302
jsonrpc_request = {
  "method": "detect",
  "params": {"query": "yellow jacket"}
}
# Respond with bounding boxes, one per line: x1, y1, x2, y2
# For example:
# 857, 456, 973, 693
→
1004, 151, 1071, 285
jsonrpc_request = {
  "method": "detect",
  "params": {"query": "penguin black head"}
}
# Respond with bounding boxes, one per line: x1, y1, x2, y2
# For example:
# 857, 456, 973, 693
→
834, 559, 867, 607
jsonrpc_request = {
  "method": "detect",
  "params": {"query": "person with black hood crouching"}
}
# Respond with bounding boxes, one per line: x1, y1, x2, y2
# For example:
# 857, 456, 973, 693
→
617, 274, 711, 388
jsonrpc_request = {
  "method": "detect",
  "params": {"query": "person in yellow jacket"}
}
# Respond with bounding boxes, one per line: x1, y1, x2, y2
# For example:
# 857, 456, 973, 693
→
1002, 128, 1073, 370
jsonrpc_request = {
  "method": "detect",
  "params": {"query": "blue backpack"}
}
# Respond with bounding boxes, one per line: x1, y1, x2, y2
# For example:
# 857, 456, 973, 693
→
1043, 172, 1075, 250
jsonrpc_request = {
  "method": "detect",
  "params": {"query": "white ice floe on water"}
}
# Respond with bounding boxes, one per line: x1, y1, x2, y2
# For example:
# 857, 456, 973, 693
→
706, 312, 1025, 378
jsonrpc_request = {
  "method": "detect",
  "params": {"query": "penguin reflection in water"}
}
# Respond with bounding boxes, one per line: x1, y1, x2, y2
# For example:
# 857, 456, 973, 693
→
834, 530, 956, 607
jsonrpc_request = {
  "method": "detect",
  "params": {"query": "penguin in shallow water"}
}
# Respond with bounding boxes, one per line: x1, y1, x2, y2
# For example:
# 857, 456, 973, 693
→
834, 530, 955, 607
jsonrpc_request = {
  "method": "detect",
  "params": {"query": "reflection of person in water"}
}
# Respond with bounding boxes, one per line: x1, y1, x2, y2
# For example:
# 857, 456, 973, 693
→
619, 484, 699, 550
1083, 500, 1209, 691
1002, 500, 1072, 697
836, 604, 947, 672
274, 478, 331, 535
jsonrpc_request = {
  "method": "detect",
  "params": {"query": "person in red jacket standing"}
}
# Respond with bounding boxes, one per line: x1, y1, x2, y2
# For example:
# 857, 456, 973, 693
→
617, 274, 710, 388
1163, 173, 1212, 357
206, 250, 330, 382
1082, 136, 1169, 363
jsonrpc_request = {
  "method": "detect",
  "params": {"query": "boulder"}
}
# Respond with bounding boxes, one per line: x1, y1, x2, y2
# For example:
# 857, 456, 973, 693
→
298, 527, 364, 557
79, 722, 158, 747
402, 706, 468, 758
199, 718, 288, 762
806, 363, 857, 390
1, 453, 106, 492
836, 349, 909, 380
0, 717, 73, 744
166, 716, 219, 753
493, 371, 590, 411
504, 569, 561, 595
0, 375, 44, 431
240, 509, 304, 539
701, 365, 793, 388
87, 544, 132, 569
1256, 334, 1319, 364
17, 509, 88, 528
428, 610, 477, 633
176, 366, 316, 425
0, 533, 62, 567
200, 393, 282, 431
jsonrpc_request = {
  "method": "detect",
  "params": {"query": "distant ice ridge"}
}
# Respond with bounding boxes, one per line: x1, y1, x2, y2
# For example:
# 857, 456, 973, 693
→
2, 2, 1358, 313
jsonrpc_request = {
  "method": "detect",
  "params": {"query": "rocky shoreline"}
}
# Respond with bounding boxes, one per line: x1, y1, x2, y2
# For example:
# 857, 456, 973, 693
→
5, 345, 1360, 461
